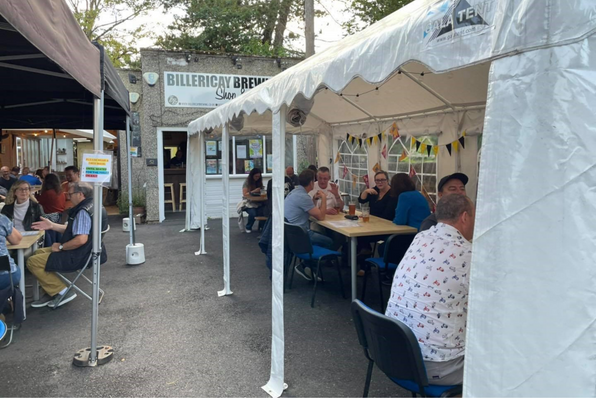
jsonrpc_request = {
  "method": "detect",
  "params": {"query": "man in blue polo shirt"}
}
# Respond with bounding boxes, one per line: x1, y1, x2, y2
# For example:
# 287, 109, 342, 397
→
285, 169, 333, 280
19, 166, 41, 186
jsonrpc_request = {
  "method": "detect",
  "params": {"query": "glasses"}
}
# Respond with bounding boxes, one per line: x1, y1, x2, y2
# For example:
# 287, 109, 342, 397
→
16, 187, 30, 192
374, 179, 387, 183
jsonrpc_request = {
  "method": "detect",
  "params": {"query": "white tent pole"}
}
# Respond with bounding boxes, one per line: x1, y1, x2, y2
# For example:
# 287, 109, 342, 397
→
218, 123, 232, 297
196, 132, 207, 255
262, 104, 286, 398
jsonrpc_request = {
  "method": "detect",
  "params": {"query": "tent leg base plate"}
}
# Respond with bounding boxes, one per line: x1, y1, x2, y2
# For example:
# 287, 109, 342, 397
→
73, 345, 114, 367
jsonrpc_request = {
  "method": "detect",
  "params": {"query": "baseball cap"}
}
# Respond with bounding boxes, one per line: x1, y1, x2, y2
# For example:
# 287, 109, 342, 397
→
438, 173, 468, 192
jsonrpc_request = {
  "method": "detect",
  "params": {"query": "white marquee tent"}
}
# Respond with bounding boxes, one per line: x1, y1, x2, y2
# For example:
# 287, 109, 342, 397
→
186, 0, 596, 396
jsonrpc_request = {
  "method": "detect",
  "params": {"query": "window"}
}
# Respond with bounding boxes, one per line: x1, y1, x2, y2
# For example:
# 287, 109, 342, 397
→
387, 134, 438, 204
337, 138, 368, 203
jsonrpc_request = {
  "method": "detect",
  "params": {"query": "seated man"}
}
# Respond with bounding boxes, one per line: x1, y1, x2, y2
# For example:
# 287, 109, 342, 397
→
27, 182, 107, 309
285, 166, 299, 187
308, 166, 343, 214
386, 194, 475, 386
284, 169, 333, 280
18, 167, 41, 186
420, 173, 468, 231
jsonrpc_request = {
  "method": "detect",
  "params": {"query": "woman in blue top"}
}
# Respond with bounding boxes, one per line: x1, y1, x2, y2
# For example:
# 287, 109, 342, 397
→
390, 173, 431, 230
0, 214, 23, 289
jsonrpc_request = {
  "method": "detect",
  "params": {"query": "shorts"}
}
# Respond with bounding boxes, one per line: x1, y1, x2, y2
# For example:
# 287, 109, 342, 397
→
424, 356, 464, 386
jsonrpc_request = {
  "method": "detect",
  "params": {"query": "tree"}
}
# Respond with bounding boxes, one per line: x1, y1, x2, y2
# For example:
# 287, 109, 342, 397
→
157, 0, 303, 57
342, 0, 414, 35
68, 0, 163, 68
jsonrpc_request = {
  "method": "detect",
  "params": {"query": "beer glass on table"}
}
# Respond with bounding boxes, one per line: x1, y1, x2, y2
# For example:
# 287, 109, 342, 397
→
349, 200, 356, 216
361, 204, 370, 222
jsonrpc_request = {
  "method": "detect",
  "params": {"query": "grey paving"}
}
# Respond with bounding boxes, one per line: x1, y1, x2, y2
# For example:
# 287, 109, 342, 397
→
0, 214, 407, 397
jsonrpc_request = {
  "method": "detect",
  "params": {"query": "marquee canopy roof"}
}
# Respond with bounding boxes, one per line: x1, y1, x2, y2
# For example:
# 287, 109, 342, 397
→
189, 0, 596, 136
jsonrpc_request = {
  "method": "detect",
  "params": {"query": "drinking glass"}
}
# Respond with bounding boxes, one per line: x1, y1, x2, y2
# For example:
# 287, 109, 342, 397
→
361, 204, 370, 222
349, 200, 356, 216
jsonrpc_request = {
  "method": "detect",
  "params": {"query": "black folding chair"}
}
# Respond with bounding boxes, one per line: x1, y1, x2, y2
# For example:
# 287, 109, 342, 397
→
285, 222, 344, 308
362, 233, 415, 311
0, 255, 19, 348
351, 300, 462, 397
54, 225, 109, 308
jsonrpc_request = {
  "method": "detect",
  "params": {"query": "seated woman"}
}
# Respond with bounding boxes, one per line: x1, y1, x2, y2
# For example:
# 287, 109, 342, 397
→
36, 173, 66, 214
0, 214, 22, 290
358, 170, 398, 221
391, 173, 431, 230
241, 168, 265, 233
1, 180, 45, 232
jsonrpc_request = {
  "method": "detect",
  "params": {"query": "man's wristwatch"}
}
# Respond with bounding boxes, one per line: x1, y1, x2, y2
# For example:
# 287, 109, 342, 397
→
58, 244, 63, 251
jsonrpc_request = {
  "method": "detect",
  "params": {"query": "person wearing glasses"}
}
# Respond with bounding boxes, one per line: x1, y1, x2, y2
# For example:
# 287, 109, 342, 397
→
358, 170, 399, 221
26, 182, 108, 308
1, 180, 45, 232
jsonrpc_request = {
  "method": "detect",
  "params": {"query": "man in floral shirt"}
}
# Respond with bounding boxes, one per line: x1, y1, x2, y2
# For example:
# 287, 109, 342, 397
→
386, 194, 475, 386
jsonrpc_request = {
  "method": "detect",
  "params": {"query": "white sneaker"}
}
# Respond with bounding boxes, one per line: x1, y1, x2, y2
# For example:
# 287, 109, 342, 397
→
245, 229, 252, 234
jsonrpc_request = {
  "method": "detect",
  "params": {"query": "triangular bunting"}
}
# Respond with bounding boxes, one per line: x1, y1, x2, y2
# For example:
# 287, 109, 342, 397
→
334, 151, 340, 164
411, 137, 417, 147
372, 162, 381, 173
453, 140, 459, 152
426, 145, 432, 157
367, 137, 372, 146
381, 144, 387, 159
415, 140, 421, 152
420, 143, 427, 154
446, 143, 452, 156
390, 122, 400, 139
346, 133, 350, 143
459, 136, 465, 149
352, 174, 358, 188
433, 145, 439, 156
462, 130, 467, 137
363, 174, 370, 189
343, 165, 348, 178
399, 150, 407, 162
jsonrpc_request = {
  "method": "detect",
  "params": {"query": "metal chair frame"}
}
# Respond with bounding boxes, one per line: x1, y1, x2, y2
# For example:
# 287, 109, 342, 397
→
53, 225, 109, 308
0, 255, 18, 348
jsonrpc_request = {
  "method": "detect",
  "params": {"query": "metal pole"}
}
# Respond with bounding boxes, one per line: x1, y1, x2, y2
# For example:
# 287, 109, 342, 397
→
126, 116, 135, 246
90, 91, 104, 365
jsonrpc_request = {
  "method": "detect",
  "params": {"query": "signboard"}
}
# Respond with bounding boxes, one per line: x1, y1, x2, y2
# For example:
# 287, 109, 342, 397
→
81, 153, 112, 184
164, 72, 271, 108
131, 111, 142, 157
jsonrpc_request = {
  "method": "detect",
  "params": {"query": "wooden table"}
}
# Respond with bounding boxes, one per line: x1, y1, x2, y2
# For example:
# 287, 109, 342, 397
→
312, 213, 417, 300
7, 231, 45, 320
243, 195, 267, 202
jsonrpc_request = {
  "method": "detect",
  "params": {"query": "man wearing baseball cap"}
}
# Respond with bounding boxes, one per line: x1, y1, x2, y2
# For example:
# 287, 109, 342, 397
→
420, 172, 468, 231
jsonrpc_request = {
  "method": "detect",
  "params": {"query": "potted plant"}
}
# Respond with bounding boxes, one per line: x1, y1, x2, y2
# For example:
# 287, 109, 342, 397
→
118, 172, 147, 222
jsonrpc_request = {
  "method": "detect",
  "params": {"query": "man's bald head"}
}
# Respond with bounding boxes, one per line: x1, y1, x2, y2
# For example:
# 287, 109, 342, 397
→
1, 166, 10, 180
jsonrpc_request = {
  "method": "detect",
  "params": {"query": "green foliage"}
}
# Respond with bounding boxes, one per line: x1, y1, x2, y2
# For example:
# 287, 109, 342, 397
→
68, 0, 162, 68
117, 188, 146, 214
157, 0, 301, 56
342, 0, 415, 35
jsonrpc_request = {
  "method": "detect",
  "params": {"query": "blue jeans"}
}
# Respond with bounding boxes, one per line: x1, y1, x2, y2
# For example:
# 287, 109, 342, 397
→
308, 230, 333, 249
0, 268, 21, 290
245, 208, 258, 230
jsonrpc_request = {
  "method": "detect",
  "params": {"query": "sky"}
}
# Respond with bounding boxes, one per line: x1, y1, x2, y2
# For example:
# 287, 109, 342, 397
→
97, 0, 351, 55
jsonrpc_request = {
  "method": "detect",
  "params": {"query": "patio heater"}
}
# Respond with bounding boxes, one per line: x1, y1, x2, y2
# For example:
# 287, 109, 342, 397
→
125, 115, 145, 265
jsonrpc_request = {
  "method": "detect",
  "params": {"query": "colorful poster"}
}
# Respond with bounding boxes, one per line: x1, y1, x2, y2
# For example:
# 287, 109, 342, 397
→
206, 159, 217, 174
267, 154, 272, 172
244, 160, 254, 173
249, 139, 262, 158
206, 141, 217, 156
81, 153, 112, 184
237, 145, 247, 159
130, 147, 138, 157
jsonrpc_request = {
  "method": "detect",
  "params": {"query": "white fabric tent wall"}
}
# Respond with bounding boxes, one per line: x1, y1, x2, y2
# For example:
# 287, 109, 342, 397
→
467, 35, 596, 396
185, 1, 596, 396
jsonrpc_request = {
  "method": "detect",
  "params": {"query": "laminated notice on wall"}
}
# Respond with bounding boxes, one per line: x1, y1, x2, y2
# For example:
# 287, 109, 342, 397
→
81, 152, 112, 184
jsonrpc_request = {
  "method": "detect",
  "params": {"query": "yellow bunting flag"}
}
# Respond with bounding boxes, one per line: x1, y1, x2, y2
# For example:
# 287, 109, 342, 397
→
453, 140, 459, 152
462, 130, 467, 137
352, 174, 358, 188
373, 135, 379, 145
411, 137, 417, 147
334, 151, 340, 164
390, 122, 400, 139
372, 162, 381, 173
420, 143, 427, 154
399, 150, 407, 162
433, 145, 439, 156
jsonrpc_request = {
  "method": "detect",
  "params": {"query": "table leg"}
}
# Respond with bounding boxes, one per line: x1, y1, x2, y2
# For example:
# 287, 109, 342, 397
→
18, 249, 26, 320
351, 237, 357, 300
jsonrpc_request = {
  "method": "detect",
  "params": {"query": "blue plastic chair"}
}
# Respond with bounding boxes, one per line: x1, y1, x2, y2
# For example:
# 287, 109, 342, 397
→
362, 233, 415, 311
0, 319, 6, 342
351, 300, 462, 397
285, 222, 344, 307
0, 255, 16, 348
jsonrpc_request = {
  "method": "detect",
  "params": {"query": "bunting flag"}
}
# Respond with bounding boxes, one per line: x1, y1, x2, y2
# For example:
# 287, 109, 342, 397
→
367, 137, 372, 147
352, 174, 358, 188
426, 145, 432, 157
420, 143, 427, 154
433, 145, 439, 156
381, 144, 387, 159
415, 140, 421, 152
399, 150, 407, 162
446, 143, 452, 156
409, 165, 416, 178
390, 122, 400, 139
462, 130, 467, 137
373, 135, 379, 145
459, 136, 465, 149
372, 162, 381, 173
411, 137, 417, 147
453, 140, 459, 152
363, 174, 370, 189
358, 138, 363, 147
343, 165, 348, 178
334, 151, 340, 164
